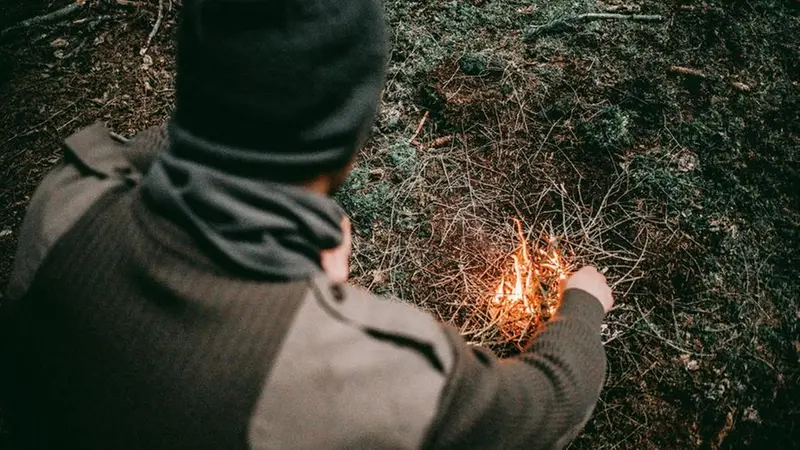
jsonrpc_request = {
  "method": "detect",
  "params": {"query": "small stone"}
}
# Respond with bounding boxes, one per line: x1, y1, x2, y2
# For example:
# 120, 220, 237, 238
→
0, 229, 12, 238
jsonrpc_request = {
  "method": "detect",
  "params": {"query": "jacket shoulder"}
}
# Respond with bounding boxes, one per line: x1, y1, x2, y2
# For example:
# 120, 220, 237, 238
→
248, 277, 455, 449
5, 123, 135, 300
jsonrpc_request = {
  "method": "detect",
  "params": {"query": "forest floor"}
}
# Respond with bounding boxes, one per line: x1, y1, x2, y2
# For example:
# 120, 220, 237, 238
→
1, 0, 798, 448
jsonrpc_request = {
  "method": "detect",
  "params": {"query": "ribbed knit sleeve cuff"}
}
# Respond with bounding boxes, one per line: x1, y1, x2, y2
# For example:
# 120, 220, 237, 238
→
556, 288, 606, 329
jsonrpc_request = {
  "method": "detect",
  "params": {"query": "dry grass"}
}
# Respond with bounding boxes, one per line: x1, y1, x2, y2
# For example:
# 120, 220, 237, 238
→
1, 0, 797, 447
347, 55, 652, 355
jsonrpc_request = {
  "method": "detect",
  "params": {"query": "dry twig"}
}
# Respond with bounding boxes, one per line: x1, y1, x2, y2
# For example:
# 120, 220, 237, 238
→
140, 0, 165, 55
409, 111, 429, 145
527, 13, 663, 39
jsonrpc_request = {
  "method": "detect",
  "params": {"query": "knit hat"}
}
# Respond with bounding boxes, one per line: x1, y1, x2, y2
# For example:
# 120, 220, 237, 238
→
171, 0, 389, 181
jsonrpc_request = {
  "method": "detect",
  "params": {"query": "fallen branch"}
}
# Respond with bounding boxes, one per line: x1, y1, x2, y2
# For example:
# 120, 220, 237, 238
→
0, 1, 85, 40
140, 0, 164, 55
526, 13, 663, 40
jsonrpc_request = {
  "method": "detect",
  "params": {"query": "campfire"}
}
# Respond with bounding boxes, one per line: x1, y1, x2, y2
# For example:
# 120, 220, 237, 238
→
488, 219, 575, 346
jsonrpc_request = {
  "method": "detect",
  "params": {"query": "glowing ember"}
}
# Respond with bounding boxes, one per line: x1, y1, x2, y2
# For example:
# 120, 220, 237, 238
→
489, 219, 574, 344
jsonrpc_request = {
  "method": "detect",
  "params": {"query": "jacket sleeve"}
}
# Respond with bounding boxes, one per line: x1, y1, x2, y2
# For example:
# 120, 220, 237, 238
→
423, 288, 607, 450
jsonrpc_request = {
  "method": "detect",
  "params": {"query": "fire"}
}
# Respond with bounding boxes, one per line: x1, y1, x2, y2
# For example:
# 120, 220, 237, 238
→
489, 219, 573, 344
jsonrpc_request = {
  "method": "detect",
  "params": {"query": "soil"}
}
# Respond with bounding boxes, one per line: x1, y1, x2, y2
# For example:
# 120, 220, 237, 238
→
1, 0, 798, 448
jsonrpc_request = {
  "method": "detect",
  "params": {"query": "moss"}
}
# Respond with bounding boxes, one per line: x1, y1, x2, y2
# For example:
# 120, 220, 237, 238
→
335, 166, 393, 229
386, 141, 419, 180
578, 106, 634, 151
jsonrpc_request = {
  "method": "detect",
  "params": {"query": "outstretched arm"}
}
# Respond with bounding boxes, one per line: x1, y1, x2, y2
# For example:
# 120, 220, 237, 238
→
424, 267, 612, 450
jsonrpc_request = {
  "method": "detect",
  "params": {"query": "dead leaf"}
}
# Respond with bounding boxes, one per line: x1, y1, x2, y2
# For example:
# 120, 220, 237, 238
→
742, 407, 760, 423
731, 81, 751, 92
50, 38, 68, 48
141, 54, 153, 70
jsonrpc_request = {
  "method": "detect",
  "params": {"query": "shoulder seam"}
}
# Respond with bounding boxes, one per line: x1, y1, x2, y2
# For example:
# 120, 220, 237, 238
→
311, 280, 450, 374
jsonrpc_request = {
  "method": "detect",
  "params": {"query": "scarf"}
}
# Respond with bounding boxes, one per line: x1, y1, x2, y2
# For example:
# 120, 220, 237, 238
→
141, 124, 345, 280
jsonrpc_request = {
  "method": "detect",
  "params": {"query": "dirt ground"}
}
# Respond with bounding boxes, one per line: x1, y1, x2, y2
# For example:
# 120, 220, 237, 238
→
1, 0, 798, 448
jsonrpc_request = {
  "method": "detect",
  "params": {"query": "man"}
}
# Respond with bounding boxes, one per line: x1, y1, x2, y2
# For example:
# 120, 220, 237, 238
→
0, 0, 614, 448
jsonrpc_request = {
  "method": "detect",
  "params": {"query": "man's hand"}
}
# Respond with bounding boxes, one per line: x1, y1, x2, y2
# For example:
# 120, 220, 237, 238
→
320, 215, 352, 282
564, 266, 614, 313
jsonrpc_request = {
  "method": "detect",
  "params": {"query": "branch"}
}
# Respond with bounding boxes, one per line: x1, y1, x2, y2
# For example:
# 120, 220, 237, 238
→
0, 1, 85, 40
526, 12, 663, 40
575, 13, 663, 21
140, 0, 164, 55
409, 111, 429, 145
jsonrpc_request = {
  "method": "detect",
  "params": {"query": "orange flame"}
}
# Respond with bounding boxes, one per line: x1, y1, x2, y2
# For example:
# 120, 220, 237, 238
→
490, 219, 573, 344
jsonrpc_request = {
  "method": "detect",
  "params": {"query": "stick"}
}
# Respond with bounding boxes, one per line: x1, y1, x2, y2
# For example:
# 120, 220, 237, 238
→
526, 13, 663, 39
0, 1, 84, 39
575, 13, 663, 21
420, 135, 454, 150
668, 65, 707, 78
140, 0, 164, 55
409, 111, 429, 144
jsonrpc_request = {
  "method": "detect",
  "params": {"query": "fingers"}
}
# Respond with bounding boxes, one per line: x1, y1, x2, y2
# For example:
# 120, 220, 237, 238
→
565, 266, 614, 313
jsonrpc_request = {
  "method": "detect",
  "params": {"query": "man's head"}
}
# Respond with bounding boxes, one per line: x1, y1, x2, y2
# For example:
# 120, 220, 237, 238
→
170, 0, 389, 190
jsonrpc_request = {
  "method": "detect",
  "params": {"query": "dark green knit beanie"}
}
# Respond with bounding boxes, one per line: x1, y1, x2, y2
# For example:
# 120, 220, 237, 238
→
171, 0, 389, 181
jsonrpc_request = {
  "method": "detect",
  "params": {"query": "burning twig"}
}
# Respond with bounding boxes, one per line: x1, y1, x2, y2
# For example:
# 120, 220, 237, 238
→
489, 219, 575, 347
